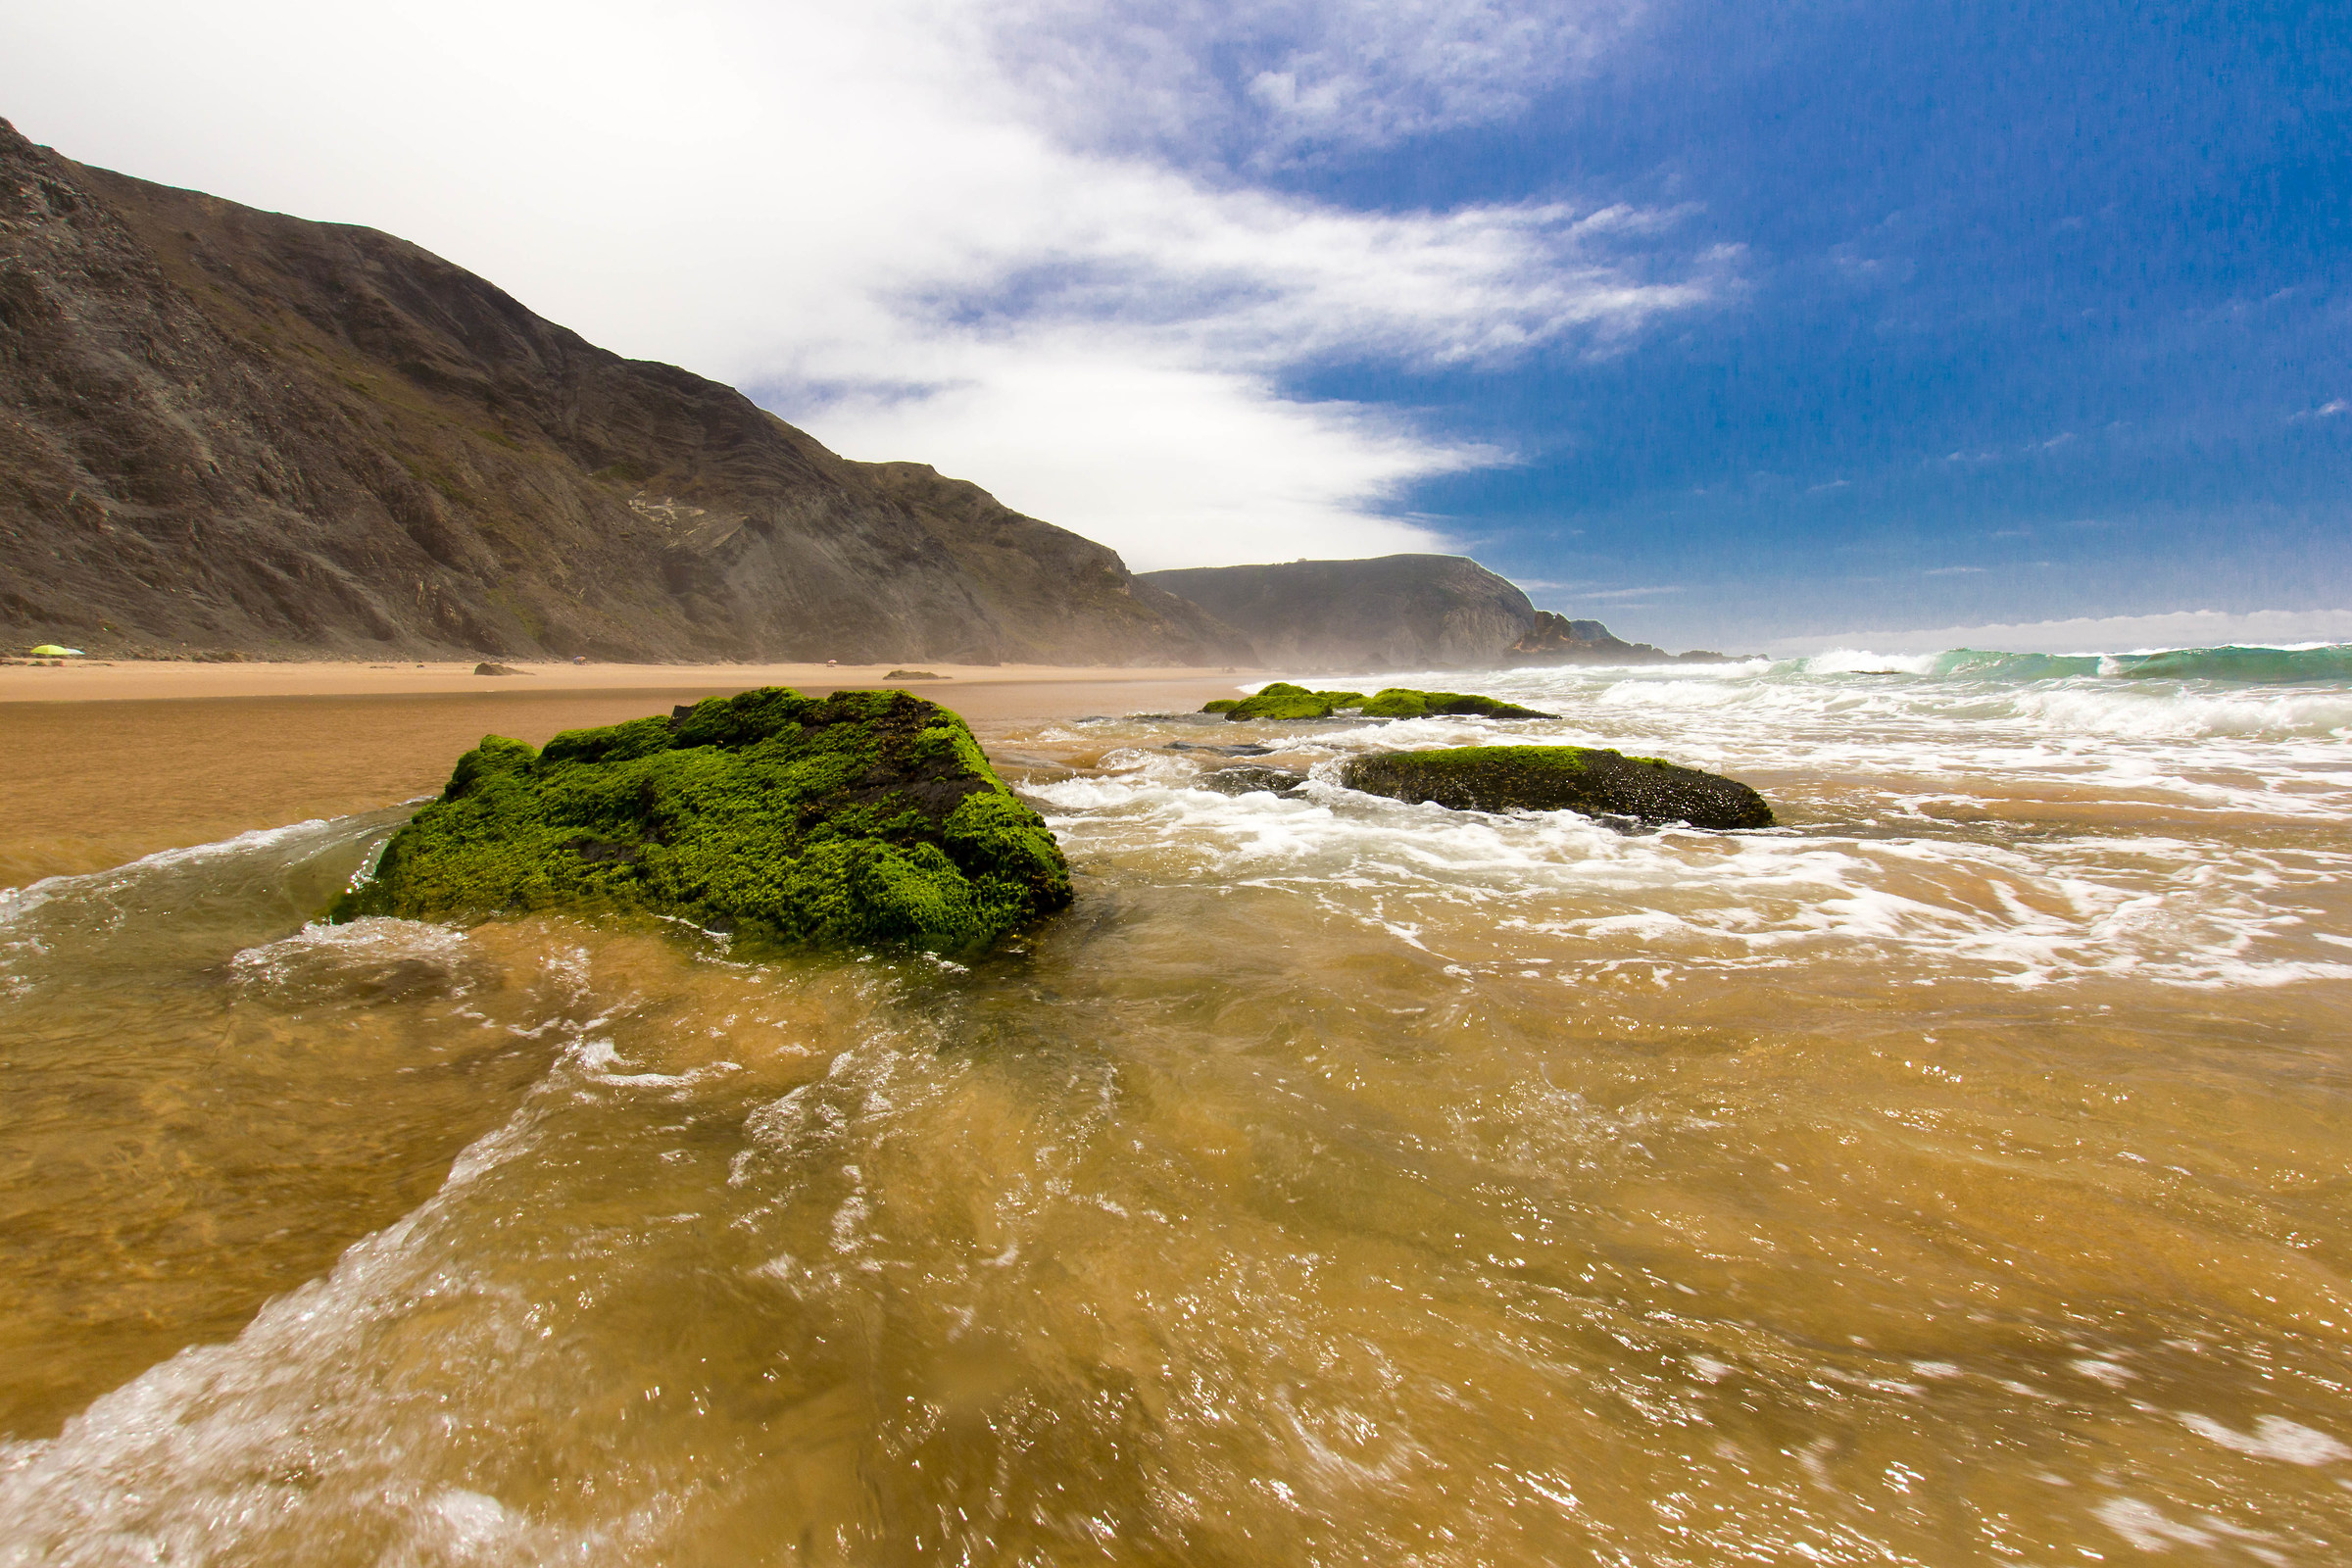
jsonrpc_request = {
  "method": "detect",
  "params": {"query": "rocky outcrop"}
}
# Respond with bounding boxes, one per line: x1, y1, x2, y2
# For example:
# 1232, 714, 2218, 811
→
329, 688, 1071, 951
1341, 746, 1774, 829
1216, 682, 1364, 720
1353, 686, 1554, 719
1505, 612, 1735, 666
1140, 555, 1538, 670
855, 463, 1250, 665
0, 120, 1253, 664
1201, 683, 1552, 721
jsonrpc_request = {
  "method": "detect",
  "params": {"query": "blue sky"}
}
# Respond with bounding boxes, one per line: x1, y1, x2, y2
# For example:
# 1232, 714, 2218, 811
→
5, 0, 2347, 650
1274, 0, 2352, 648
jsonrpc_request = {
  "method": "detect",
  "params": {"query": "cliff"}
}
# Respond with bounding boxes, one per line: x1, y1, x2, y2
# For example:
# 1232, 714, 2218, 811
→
0, 120, 1250, 664
1507, 612, 1705, 665
1138, 554, 1537, 671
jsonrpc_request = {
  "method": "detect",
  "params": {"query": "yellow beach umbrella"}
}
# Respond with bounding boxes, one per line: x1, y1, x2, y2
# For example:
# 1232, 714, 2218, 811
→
27, 645, 83, 657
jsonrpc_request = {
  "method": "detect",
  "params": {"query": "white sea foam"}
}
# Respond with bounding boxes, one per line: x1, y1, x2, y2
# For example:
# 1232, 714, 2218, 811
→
0, 817, 343, 918
2179, 1413, 2352, 1465
229, 915, 472, 987
1037, 649, 2352, 992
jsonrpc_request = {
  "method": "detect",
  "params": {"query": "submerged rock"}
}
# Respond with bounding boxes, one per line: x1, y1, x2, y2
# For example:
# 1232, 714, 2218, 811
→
330, 687, 1072, 952
1200, 764, 1310, 798
1341, 746, 1773, 829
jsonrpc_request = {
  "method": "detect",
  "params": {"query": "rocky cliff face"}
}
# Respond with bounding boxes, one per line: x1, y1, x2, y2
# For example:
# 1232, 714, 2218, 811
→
1138, 555, 1537, 671
0, 121, 1250, 664
1505, 612, 1734, 665
853, 463, 1246, 665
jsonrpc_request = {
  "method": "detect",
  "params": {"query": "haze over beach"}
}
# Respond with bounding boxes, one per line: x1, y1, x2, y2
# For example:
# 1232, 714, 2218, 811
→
5, 2, 2352, 1565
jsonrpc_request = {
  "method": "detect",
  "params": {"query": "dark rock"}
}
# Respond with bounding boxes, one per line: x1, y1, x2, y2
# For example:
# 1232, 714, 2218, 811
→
1163, 741, 1275, 756
473, 661, 524, 676
329, 687, 1072, 952
1200, 765, 1310, 798
1341, 746, 1773, 829
884, 669, 944, 680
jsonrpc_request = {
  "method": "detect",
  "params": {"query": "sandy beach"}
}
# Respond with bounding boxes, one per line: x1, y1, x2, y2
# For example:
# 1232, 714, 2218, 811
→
0, 658, 1255, 707
0, 662, 1257, 887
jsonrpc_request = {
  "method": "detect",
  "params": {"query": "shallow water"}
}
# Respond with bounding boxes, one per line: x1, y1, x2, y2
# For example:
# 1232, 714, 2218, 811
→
5, 655, 2351, 1564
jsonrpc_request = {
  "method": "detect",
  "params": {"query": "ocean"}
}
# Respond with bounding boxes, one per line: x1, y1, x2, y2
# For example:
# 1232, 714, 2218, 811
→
5, 647, 2351, 1564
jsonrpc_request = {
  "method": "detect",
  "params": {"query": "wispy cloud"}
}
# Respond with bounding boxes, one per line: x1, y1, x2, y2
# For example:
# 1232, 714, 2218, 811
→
2289, 399, 2349, 421
1564, 584, 1685, 603
2, 0, 1722, 569
979, 0, 1642, 169
1923, 565, 1985, 575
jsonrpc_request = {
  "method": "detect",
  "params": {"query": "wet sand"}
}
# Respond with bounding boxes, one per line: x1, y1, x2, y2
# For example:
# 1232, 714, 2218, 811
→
0, 663, 1253, 887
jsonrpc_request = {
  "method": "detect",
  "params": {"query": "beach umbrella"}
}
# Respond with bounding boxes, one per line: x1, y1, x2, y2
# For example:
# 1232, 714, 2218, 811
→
27, 645, 83, 657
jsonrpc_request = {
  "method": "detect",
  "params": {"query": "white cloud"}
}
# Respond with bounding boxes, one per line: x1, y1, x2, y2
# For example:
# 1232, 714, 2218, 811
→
2290, 399, 2349, 421
0, 0, 1717, 568
1763, 607, 2352, 658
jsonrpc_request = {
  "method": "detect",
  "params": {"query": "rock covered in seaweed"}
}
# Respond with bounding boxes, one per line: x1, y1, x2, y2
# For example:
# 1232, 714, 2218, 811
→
330, 687, 1071, 952
1200, 682, 1550, 721
1354, 687, 1554, 719
1206, 682, 1361, 720
1341, 746, 1773, 829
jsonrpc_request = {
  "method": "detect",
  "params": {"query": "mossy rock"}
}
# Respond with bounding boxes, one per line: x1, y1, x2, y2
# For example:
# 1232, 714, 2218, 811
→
329, 687, 1072, 953
1227, 690, 1332, 720
1341, 745, 1772, 829
1210, 681, 1545, 721
1356, 687, 1556, 719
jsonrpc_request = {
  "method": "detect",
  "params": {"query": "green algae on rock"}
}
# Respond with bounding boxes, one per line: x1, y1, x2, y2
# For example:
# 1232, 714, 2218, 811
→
1342, 745, 1774, 829
1219, 682, 1330, 720
1201, 683, 1554, 721
329, 687, 1072, 952
1355, 687, 1555, 719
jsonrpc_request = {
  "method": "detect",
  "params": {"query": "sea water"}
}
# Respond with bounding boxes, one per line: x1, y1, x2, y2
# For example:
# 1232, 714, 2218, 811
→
4, 648, 2350, 1564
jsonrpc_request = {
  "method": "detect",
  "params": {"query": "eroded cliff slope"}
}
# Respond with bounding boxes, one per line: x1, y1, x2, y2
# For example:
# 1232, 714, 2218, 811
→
1139, 554, 1538, 671
0, 120, 1249, 663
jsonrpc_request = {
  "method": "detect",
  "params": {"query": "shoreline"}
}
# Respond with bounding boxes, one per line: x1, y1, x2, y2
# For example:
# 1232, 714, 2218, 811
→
0, 663, 1259, 888
0, 659, 1262, 707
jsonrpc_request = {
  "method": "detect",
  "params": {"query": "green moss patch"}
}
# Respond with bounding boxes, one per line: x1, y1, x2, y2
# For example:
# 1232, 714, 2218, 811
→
330, 687, 1072, 953
1356, 687, 1555, 719
1202, 682, 1549, 721
1341, 745, 1773, 829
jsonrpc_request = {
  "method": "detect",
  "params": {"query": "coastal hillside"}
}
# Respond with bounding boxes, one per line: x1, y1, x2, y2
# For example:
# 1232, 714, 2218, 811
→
1139, 554, 1539, 670
1506, 611, 1726, 665
0, 121, 1250, 664
1139, 554, 1714, 670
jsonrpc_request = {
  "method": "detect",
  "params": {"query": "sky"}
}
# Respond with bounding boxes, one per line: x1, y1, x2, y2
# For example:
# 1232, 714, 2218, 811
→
3, 0, 2347, 652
